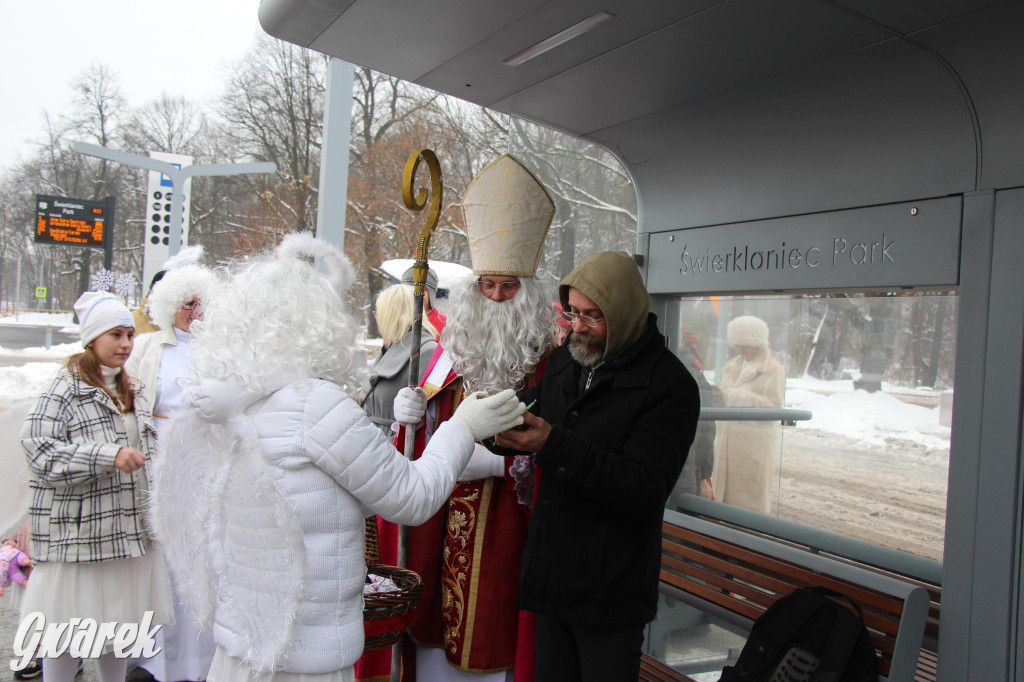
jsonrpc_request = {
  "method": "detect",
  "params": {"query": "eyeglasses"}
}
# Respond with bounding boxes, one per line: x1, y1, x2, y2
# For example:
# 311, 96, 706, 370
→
560, 309, 604, 327
477, 278, 521, 294
182, 300, 201, 310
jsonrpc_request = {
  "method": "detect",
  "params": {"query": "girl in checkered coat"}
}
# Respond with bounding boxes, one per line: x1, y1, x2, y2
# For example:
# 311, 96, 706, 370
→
18, 292, 173, 682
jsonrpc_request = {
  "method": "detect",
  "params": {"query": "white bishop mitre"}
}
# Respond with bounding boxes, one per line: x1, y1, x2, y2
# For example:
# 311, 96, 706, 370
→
461, 154, 555, 276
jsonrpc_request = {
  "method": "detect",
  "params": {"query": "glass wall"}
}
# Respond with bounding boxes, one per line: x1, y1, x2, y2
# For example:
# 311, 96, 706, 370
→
662, 292, 957, 563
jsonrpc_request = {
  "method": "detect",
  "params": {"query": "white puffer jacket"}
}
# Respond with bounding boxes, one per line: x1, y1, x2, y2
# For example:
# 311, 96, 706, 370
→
176, 377, 474, 674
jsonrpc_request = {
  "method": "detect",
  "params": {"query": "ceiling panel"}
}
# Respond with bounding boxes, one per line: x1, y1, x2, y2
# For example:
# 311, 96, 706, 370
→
491, 0, 895, 135
828, 0, 1006, 34
258, 0, 355, 47
259, 0, 1002, 138
306, 0, 548, 83
416, 0, 723, 108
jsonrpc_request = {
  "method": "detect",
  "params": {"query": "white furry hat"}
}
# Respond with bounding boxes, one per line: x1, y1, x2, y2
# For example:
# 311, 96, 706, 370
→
276, 232, 354, 293
727, 315, 770, 348
148, 264, 219, 331
75, 292, 134, 347
161, 244, 205, 271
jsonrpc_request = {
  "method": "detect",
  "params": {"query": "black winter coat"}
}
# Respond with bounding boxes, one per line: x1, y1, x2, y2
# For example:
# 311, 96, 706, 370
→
513, 314, 700, 629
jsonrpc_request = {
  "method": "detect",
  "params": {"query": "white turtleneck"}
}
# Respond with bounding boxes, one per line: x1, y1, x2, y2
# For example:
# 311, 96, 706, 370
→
101, 364, 141, 450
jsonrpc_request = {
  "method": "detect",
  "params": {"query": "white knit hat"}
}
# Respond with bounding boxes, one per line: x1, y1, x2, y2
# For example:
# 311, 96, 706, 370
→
727, 315, 770, 349
74, 292, 135, 347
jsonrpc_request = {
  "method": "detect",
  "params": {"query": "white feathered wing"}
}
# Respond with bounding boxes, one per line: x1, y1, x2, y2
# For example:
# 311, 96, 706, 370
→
150, 407, 305, 674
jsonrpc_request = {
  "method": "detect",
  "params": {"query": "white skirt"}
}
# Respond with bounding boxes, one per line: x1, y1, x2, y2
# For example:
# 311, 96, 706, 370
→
19, 549, 174, 627
208, 648, 354, 682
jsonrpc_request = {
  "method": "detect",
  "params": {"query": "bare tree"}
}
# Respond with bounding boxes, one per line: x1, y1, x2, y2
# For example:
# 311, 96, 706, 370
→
124, 94, 208, 155
219, 33, 328, 235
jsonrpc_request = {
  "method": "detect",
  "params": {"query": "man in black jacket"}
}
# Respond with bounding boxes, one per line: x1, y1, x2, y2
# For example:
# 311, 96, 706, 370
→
494, 250, 700, 682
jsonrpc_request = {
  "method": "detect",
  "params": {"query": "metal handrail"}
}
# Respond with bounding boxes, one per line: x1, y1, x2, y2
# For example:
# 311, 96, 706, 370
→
699, 407, 812, 425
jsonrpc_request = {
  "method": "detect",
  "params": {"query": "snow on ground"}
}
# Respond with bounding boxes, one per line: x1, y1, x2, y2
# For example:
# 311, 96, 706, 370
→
0, 344, 79, 412
786, 375, 951, 453
0, 310, 76, 331
0, 359, 71, 410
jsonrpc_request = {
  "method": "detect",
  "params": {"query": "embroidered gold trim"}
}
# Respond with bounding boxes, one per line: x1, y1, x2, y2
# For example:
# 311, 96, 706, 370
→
460, 477, 492, 666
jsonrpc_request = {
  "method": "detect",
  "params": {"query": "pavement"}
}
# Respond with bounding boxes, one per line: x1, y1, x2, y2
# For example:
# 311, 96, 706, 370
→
0, 401, 101, 682
0, 593, 98, 682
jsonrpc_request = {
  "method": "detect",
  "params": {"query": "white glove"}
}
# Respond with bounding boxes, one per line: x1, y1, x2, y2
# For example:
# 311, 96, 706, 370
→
458, 444, 506, 482
450, 389, 526, 441
393, 386, 428, 425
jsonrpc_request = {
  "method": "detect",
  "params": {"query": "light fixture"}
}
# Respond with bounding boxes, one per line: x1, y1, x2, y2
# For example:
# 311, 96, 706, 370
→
503, 11, 614, 67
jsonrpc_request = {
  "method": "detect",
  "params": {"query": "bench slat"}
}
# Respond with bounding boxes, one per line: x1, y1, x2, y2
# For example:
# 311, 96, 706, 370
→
663, 534, 904, 637
664, 525, 907, 618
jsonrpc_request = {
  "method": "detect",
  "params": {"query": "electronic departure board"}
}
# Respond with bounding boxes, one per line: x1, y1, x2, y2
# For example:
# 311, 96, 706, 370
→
35, 194, 108, 247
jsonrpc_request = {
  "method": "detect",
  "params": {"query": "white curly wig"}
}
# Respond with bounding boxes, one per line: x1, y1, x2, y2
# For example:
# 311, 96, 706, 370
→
187, 232, 365, 395
147, 264, 219, 330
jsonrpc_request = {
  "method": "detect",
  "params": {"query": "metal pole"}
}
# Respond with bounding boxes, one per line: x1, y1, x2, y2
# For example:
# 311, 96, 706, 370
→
73, 142, 276, 258
14, 253, 21, 321
103, 196, 115, 270
317, 58, 354, 251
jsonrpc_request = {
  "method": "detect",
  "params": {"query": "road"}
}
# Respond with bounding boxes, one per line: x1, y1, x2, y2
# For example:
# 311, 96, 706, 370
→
776, 427, 947, 561
0, 324, 78, 351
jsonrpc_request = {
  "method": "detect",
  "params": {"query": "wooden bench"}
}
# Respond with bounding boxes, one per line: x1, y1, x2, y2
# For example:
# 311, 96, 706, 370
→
674, 494, 943, 658
640, 509, 930, 682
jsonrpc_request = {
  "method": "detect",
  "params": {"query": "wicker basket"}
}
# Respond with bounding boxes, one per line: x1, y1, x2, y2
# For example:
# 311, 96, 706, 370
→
363, 516, 424, 651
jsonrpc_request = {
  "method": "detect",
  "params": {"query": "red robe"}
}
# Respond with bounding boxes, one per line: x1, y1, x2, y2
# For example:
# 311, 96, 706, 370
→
354, 345, 539, 682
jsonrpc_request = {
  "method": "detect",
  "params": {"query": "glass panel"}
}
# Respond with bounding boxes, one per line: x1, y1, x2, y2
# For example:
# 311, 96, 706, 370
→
644, 593, 747, 680
663, 292, 956, 562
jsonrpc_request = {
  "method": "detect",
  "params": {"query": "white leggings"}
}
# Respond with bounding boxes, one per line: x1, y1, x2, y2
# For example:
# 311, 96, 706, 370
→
43, 651, 128, 682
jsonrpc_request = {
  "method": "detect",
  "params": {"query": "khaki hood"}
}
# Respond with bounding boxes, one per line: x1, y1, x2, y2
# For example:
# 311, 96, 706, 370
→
559, 251, 650, 361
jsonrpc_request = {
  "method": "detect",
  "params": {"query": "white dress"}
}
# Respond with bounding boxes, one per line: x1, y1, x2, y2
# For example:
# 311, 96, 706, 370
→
138, 328, 218, 682
19, 366, 174, 651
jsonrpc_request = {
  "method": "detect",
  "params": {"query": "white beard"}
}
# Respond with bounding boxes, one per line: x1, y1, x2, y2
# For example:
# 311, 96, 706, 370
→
442, 275, 554, 394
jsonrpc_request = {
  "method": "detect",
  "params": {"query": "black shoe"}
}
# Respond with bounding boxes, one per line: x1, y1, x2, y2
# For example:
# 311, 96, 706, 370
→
126, 666, 156, 682
13, 657, 42, 680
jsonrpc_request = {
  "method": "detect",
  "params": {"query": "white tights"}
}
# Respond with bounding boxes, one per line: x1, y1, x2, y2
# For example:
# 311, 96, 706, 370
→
43, 652, 128, 682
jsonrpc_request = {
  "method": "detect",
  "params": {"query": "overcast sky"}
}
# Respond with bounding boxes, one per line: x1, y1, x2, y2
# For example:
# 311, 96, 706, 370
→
0, 0, 262, 169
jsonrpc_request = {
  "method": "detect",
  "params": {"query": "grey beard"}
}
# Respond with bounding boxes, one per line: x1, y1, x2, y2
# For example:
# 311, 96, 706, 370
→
568, 332, 605, 368
442, 275, 554, 394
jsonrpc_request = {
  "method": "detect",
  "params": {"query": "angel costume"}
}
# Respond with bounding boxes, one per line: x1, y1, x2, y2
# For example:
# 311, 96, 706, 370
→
150, 234, 521, 682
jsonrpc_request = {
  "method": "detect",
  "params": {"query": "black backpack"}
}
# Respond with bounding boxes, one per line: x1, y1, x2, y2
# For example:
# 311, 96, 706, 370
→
718, 586, 880, 682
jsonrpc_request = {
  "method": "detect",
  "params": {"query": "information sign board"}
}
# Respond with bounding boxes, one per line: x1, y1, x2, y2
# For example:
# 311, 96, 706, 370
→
35, 287, 47, 298
35, 195, 108, 247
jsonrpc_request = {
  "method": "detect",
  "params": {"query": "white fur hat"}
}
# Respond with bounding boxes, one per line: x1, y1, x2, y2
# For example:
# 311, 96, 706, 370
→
148, 264, 219, 331
75, 292, 134, 347
727, 315, 770, 348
